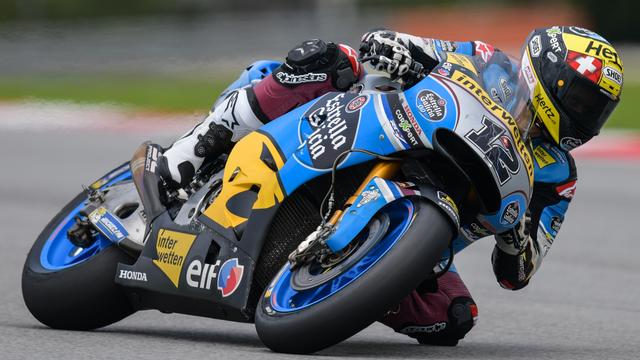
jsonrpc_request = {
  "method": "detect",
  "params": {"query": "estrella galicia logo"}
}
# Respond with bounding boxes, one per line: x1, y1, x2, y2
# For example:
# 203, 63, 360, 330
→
302, 92, 361, 170
416, 90, 446, 121
500, 201, 520, 225
217, 258, 244, 297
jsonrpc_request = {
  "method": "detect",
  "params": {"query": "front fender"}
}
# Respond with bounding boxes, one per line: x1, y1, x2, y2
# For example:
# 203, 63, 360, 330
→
324, 177, 460, 252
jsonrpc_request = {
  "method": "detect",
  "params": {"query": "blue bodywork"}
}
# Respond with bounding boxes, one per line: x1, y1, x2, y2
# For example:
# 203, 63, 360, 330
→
40, 164, 132, 270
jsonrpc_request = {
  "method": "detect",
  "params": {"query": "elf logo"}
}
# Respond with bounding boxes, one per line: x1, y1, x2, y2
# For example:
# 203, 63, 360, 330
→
186, 259, 221, 290
217, 258, 245, 297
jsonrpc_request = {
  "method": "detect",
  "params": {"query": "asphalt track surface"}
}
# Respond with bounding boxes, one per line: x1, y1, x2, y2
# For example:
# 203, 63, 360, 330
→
1, 129, 639, 360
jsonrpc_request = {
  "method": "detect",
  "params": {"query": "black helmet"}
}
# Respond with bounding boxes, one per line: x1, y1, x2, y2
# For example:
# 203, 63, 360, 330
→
520, 26, 623, 150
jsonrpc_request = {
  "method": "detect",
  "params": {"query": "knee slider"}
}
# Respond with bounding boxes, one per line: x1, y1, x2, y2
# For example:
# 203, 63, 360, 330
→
415, 296, 477, 346
447, 297, 477, 339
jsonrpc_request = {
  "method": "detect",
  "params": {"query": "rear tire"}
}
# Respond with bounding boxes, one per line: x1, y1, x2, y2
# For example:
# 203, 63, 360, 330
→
22, 192, 136, 330
255, 198, 453, 353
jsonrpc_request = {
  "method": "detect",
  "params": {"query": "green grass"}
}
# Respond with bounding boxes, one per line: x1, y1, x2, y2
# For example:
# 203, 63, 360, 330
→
0, 73, 637, 129
606, 83, 639, 130
0, 73, 234, 112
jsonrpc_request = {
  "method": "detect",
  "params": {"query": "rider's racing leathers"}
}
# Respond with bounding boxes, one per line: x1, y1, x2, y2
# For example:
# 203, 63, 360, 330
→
160, 33, 576, 346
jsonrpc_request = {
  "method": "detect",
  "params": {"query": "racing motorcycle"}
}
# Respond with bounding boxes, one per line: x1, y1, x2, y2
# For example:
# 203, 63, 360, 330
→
22, 53, 534, 354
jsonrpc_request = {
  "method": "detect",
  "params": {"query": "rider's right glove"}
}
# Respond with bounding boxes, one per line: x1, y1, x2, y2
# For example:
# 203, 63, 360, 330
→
359, 30, 419, 79
359, 29, 441, 81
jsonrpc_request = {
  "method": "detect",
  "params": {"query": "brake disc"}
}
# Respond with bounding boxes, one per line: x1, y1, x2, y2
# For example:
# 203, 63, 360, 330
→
290, 212, 390, 291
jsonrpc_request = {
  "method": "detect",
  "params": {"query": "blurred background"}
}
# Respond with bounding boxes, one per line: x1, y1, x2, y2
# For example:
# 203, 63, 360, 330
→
0, 0, 637, 130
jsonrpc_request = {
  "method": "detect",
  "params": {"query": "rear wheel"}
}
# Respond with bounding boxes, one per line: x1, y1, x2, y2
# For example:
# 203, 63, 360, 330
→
22, 169, 136, 330
255, 198, 453, 353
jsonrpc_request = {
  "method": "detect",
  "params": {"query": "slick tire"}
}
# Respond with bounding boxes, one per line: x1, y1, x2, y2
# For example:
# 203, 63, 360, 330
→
255, 198, 453, 354
22, 192, 136, 330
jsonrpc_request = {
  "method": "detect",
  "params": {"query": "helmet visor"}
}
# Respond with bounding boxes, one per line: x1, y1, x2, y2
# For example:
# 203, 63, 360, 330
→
540, 55, 619, 137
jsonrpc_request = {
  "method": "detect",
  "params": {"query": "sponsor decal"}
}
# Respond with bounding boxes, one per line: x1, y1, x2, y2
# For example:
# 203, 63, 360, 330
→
523, 64, 536, 88
560, 137, 582, 151
533, 92, 559, 122
584, 39, 623, 68
550, 216, 563, 232
452, 71, 534, 184
532, 85, 561, 143
460, 221, 492, 241
446, 53, 478, 75
153, 229, 197, 287
395, 108, 419, 146
357, 187, 381, 208
603, 66, 623, 86
490, 87, 500, 102
401, 322, 447, 335
416, 90, 446, 121
387, 94, 422, 147
275, 71, 327, 84
501, 201, 520, 225
567, 51, 602, 84
145, 145, 159, 173
546, 52, 558, 63
303, 93, 360, 169
533, 145, 556, 168
346, 95, 368, 113
436, 62, 453, 77
88, 207, 129, 242
437, 191, 459, 224
460, 226, 480, 241
499, 78, 513, 102
556, 180, 577, 199
529, 35, 542, 57
568, 26, 600, 39
217, 258, 244, 297
546, 26, 564, 53
439, 40, 458, 52
118, 269, 147, 282
186, 259, 221, 290
387, 115, 408, 147
474, 41, 495, 62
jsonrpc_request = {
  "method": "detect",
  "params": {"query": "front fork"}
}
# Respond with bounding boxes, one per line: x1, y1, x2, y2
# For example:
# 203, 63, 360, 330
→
328, 161, 401, 225
288, 161, 401, 266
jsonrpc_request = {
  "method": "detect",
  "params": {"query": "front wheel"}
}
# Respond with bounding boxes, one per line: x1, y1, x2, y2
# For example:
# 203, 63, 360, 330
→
255, 198, 454, 354
22, 167, 136, 330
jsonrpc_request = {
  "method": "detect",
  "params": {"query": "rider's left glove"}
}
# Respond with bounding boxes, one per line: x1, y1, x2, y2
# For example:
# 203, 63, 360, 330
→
492, 211, 540, 290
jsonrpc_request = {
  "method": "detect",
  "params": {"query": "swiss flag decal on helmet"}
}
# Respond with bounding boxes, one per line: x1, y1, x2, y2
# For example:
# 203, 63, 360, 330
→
566, 51, 602, 84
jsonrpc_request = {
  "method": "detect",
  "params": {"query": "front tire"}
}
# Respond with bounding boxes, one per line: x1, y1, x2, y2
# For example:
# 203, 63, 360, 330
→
22, 192, 136, 330
255, 198, 453, 353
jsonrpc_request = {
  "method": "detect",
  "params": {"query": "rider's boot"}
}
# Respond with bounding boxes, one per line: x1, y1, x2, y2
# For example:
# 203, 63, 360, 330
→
380, 270, 478, 346
157, 39, 361, 189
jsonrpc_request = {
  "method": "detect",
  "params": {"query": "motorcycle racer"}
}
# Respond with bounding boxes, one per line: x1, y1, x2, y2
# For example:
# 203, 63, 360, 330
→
156, 26, 623, 346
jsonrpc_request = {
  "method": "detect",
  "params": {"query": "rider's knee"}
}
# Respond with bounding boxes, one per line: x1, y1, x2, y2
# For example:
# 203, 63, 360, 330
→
414, 296, 478, 346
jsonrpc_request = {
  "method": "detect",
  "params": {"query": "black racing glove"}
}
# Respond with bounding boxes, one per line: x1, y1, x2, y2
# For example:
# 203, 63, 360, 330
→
492, 211, 540, 290
273, 39, 359, 91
